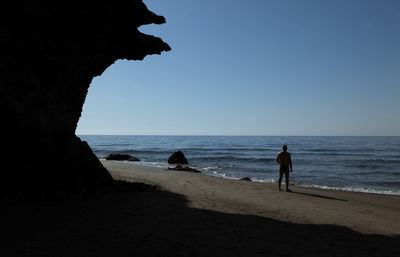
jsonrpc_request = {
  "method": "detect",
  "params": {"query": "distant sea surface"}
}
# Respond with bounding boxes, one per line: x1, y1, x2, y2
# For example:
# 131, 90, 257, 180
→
78, 135, 400, 195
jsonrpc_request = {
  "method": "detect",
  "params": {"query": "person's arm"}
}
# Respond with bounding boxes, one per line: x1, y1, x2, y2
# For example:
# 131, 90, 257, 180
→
276, 153, 280, 164
288, 153, 293, 172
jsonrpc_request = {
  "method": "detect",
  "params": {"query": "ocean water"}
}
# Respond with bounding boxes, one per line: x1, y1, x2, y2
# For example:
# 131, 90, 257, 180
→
78, 135, 400, 195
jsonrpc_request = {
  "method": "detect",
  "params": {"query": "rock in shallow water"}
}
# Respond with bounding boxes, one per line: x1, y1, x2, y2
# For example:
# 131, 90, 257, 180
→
168, 151, 189, 164
240, 177, 252, 181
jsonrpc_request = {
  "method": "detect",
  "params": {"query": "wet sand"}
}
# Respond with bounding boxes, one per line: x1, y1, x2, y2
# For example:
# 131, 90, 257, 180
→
1, 160, 399, 257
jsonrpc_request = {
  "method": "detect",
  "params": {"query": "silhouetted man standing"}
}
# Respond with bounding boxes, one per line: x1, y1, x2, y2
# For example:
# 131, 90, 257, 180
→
276, 144, 293, 192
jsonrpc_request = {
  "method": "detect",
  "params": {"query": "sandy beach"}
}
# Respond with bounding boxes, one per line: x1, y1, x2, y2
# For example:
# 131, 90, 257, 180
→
1, 160, 399, 256
104, 160, 400, 235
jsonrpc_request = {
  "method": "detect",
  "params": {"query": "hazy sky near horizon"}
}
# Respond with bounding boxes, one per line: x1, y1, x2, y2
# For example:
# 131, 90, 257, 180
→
76, 0, 400, 136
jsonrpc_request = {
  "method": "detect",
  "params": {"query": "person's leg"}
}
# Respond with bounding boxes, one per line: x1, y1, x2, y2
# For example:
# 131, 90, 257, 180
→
285, 170, 291, 192
278, 170, 283, 191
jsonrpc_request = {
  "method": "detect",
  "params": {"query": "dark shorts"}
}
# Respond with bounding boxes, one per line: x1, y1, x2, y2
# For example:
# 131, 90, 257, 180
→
279, 164, 289, 174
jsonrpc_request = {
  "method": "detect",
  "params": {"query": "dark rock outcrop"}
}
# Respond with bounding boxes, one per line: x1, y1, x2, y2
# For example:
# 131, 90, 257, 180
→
0, 1, 170, 200
168, 165, 201, 173
168, 151, 189, 164
105, 154, 140, 162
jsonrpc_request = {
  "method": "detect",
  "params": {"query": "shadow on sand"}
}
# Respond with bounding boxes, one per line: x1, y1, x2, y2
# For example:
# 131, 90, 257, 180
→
1, 184, 399, 257
291, 191, 348, 202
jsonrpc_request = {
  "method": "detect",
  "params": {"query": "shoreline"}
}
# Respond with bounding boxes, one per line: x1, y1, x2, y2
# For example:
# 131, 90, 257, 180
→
102, 160, 400, 236
106, 159, 400, 196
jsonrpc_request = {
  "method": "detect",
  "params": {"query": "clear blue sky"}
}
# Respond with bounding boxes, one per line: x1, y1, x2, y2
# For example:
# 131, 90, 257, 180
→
76, 0, 400, 136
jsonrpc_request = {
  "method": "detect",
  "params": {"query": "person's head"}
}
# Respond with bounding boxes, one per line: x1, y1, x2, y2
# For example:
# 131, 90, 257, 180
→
282, 145, 288, 151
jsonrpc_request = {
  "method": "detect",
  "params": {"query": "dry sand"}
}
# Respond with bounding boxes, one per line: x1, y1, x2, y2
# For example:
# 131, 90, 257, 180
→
1, 160, 399, 257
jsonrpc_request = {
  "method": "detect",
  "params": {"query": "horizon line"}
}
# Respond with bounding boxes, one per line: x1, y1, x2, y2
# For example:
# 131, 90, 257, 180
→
76, 134, 400, 137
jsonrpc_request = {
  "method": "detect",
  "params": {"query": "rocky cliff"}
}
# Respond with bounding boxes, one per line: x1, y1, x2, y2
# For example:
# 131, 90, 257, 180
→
0, 1, 170, 200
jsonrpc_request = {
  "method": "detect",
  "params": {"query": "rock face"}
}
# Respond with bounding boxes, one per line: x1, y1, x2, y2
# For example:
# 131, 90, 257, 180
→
168, 151, 189, 165
0, 1, 170, 199
105, 154, 140, 162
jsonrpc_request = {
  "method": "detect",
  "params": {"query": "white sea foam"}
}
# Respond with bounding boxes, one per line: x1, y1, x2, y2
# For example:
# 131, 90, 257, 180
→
128, 160, 168, 169
253, 178, 400, 196
295, 183, 400, 196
